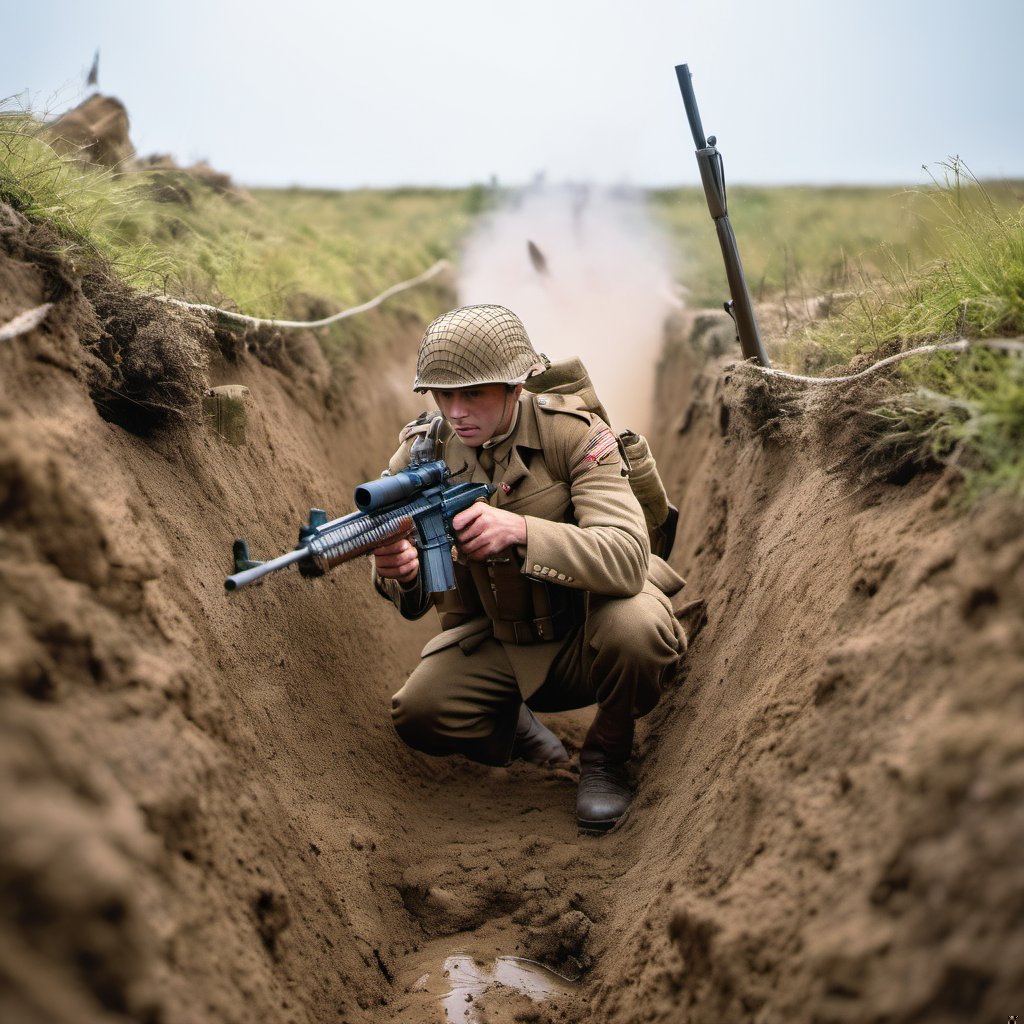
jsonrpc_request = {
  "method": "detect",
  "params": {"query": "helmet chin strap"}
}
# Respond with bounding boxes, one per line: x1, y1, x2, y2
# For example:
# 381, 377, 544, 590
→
481, 387, 517, 447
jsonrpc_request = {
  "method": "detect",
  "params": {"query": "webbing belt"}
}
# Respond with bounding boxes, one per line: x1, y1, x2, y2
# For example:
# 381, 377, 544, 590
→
490, 604, 578, 645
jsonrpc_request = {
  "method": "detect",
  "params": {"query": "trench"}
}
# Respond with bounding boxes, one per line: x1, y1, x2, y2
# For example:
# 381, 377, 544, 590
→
2, 198, 1022, 1024
0, 209, 639, 1023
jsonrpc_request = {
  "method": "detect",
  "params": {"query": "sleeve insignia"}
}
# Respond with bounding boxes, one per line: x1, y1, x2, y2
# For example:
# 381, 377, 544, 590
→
577, 427, 619, 469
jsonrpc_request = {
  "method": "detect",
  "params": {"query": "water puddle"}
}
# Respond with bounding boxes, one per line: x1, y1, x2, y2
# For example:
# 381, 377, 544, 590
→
407, 952, 577, 1021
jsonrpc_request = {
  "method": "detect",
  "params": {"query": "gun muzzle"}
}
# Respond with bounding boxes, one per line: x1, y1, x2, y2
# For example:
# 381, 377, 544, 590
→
225, 546, 308, 591
675, 64, 707, 150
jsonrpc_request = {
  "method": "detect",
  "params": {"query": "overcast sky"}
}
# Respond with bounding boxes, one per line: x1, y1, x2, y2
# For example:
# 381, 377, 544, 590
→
5, 0, 1022, 189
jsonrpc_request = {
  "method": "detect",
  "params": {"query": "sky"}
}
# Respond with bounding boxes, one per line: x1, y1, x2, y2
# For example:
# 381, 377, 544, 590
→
4, 0, 1023, 189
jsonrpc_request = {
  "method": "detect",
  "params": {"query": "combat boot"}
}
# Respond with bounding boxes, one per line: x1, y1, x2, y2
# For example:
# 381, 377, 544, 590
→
512, 704, 569, 766
576, 710, 634, 831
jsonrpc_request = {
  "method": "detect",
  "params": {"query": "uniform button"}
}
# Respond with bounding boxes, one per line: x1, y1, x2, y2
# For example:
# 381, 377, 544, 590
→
537, 396, 548, 405
533, 564, 542, 572
557, 573, 566, 581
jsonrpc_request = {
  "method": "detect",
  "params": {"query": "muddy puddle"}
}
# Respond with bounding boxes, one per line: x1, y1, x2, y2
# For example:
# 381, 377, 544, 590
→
400, 949, 577, 1022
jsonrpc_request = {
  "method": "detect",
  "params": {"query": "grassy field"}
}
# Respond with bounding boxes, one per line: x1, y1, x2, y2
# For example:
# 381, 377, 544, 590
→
2, 112, 1021, 496
652, 165, 1024, 497
651, 173, 1024, 314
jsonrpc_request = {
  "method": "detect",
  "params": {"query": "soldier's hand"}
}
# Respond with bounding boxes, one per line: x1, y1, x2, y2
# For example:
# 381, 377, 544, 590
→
453, 502, 527, 561
374, 537, 419, 583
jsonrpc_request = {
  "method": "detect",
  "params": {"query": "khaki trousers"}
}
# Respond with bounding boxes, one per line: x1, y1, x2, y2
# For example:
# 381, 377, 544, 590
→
391, 585, 683, 765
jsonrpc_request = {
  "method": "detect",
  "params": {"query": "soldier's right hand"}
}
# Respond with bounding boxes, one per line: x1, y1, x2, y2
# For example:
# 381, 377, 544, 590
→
374, 538, 419, 583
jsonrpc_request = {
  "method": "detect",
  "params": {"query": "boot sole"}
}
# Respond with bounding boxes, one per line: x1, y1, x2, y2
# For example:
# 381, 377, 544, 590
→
576, 808, 629, 833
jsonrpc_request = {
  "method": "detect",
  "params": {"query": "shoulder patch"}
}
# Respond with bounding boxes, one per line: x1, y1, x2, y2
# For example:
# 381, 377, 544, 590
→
533, 392, 592, 423
575, 426, 620, 471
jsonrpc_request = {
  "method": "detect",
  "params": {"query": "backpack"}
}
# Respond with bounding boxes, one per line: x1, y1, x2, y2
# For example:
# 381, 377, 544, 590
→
524, 357, 678, 559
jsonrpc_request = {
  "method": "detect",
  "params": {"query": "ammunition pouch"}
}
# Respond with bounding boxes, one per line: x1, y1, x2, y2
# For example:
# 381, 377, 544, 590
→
470, 550, 583, 645
434, 559, 486, 631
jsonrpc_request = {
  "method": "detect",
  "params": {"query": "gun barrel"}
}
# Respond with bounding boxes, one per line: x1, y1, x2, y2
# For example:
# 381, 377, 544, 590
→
675, 64, 707, 150
225, 547, 308, 591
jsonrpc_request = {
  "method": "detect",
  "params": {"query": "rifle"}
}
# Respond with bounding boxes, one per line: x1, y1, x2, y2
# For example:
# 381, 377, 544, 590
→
675, 63, 771, 367
224, 458, 494, 593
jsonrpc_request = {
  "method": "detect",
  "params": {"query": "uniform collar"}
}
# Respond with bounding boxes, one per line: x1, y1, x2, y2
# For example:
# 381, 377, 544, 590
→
499, 395, 542, 453
491, 396, 543, 499
441, 396, 543, 498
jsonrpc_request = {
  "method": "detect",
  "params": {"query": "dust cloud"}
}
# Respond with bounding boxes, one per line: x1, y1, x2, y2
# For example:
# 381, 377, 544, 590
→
458, 186, 680, 435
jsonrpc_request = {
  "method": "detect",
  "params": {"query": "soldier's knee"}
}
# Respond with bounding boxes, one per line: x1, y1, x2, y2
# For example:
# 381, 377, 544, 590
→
390, 681, 444, 753
594, 593, 680, 663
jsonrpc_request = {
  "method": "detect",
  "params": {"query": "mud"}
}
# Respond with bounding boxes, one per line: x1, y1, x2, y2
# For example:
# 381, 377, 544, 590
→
1, 204, 1022, 1024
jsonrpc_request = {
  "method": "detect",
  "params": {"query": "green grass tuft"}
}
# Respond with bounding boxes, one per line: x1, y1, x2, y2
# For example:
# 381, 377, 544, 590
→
869, 347, 1024, 497
789, 161, 1024, 364
652, 161, 1024, 499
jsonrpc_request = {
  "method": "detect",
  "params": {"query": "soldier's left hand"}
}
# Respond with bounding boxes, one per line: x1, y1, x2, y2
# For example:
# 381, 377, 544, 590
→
453, 502, 527, 560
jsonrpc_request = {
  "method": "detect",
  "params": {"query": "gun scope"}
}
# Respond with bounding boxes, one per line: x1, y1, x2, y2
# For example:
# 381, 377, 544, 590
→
353, 459, 449, 513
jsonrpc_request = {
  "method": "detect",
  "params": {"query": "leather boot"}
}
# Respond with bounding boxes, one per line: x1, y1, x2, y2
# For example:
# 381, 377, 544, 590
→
576, 710, 634, 831
512, 705, 569, 766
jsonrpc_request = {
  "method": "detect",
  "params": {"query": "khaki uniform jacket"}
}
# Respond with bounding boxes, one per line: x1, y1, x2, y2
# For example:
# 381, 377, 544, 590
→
375, 393, 682, 698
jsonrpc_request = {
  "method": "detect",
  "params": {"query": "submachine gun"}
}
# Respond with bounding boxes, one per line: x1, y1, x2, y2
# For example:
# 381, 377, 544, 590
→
224, 453, 495, 594
675, 63, 771, 367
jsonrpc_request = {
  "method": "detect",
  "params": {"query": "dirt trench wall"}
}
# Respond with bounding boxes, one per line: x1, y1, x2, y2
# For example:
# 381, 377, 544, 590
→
0, 209, 448, 1024
589, 318, 1024, 1023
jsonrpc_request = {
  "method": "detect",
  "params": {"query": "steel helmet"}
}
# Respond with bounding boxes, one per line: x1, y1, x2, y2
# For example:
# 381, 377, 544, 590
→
414, 304, 548, 392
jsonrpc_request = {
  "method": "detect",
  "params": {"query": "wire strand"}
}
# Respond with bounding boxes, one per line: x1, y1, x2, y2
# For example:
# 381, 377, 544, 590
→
0, 302, 53, 341
148, 258, 451, 330
748, 337, 1024, 385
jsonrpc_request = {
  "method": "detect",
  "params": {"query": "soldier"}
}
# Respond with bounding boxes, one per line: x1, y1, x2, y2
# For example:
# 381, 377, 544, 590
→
374, 304, 684, 830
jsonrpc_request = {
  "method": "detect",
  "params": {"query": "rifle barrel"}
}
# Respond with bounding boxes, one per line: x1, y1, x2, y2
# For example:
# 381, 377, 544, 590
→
225, 547, 308, 591
674, 61, 771, 368
675, 64, 707, 150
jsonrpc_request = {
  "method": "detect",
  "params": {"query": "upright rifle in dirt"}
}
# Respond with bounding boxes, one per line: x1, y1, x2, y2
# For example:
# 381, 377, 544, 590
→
675, 63, 771, 367
224, 457, 494, 593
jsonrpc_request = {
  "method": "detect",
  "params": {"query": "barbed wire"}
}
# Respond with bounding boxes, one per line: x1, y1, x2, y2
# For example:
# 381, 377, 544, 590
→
748, 337, 1024, 385
149, 258, 452, 330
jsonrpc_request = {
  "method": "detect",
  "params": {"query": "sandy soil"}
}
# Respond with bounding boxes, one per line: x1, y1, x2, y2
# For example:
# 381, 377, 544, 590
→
587, 316, 1024, 1023
1, 205, 1022, 1024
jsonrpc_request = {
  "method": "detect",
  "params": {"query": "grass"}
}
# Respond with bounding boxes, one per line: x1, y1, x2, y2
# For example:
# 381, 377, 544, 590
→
869, 347, 1024, 497
806, 164, 1024, 498
652, 161, 1024, 498
650, 175, 1024, 312
0, 110, 483, 328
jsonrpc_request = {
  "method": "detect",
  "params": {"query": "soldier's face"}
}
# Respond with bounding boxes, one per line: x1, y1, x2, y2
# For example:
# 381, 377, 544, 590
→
431, 384, 521, 447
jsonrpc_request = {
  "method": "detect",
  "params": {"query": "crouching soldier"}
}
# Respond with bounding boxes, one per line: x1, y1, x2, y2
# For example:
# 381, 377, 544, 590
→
373, 304, 684, 830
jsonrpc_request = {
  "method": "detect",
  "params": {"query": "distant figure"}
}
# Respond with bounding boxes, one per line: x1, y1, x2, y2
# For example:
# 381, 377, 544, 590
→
527, 240, 549, 277
571, 184, 590, 239
86, 50, 100, 89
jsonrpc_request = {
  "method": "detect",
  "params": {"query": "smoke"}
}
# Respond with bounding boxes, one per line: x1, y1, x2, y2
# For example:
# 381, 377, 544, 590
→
458, 186, 679, 435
